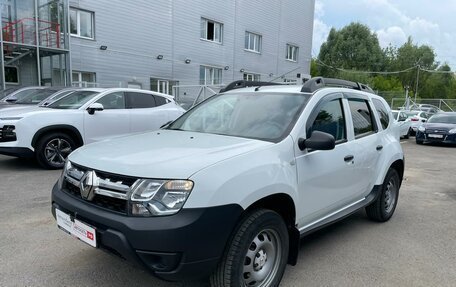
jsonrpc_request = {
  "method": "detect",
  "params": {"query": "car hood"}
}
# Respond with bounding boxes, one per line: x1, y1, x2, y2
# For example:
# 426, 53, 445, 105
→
0, 106, 59, 117
69, 130, 273, 179
423, 123, 456, 131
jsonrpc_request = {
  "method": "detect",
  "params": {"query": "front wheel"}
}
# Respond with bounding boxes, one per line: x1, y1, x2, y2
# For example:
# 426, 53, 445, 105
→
210, 209, 289, 287
404, 128, 411, 139
366, 168, 400, 222
35, 133, 76, 169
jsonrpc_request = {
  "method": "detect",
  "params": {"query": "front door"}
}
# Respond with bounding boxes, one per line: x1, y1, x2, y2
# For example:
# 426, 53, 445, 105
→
295, 94, 359, 228
83, 91, 130, 143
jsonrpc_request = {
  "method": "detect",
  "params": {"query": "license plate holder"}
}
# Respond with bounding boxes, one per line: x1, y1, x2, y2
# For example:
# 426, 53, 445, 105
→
428, 134, 443, 139
56, 209, 97, 248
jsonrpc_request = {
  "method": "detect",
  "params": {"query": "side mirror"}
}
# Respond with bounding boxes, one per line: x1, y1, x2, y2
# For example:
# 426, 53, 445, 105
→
87, 103, 104, 115
5, 96, 18, 103
298, 131, 336, 151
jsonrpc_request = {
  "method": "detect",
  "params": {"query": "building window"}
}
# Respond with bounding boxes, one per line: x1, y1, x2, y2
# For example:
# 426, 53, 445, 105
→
70, 8, 94, 39
150, 78, 179, 95
4, 66, 19, 84
286, 44, 299, 62
200, 66, 222, 85
243, 73, 260, 81
200, 18, 223, 43
245, 32, 262, 53
72, 71, 96, 87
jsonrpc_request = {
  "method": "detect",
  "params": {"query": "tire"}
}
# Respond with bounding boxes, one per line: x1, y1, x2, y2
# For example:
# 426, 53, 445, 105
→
35, 132, 76, 169
210, 209, 289, 287
366, 168, 400, 222
416, 139, 424, 145
404, 128, 410, 139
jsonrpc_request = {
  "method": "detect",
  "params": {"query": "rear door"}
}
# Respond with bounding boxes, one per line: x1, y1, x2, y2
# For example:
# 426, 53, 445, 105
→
345, 95, 381, 195
126, 92, 171, 133
83, 91, 131, 143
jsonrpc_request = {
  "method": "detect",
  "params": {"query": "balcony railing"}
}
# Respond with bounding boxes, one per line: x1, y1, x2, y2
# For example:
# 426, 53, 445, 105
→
2, 17, 62, 48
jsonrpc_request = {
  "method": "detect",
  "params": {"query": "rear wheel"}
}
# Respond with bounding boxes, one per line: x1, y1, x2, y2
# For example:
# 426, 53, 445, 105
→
404, 128, 411, 139
35, 132, 76, 169
210, 209, 289, 287
416, 138, 424, 145
366, 168, 400, 222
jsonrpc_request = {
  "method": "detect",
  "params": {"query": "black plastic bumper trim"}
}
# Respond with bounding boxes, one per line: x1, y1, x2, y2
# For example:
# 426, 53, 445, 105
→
0, 147, 34, 158
51, 183, 243, 281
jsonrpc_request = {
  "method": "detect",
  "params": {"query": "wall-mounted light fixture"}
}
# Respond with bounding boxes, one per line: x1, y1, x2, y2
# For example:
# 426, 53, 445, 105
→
99, 45, 108, 50
224, 66, 230, 70
239, 68, 245, 73
156, 55, 163, 60
184, 59, 191, 64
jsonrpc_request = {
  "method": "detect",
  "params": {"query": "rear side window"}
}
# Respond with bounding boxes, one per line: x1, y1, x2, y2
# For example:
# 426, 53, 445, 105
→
310, 99, 346, 142
372, 98, 390, 130
154, 95, 168, 106
348, 98, 375, 138
126, 92, 156, 108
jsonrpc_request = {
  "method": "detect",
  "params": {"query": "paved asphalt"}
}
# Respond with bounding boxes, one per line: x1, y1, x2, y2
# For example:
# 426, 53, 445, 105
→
0, 139, 455, 287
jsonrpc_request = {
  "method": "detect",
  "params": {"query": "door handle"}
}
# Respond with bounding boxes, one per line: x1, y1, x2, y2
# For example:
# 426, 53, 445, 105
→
344, 155, 354, 162
376, 145, 383, 151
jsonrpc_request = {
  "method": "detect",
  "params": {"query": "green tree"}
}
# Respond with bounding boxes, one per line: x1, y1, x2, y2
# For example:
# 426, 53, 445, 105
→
317, 22, 385, 77
420, 64, 455, 99
392, 37, 436, 95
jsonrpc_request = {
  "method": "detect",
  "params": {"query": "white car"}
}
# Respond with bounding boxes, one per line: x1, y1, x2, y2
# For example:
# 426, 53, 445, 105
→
392, 110, 412, 138
0, 88, 185, 168
52, 78, 404, 286
404, 110, 429, 135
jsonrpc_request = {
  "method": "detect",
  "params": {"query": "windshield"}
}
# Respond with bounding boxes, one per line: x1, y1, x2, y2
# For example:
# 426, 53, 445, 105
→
15, 89, 59, 104
405, 111, 419, 117
39, 90, 75, 106
3, 88, 43, 102
47, 90, 100, 109
167, 92, 309, 141
427, 114, 456, 124
0, 87, 19, 100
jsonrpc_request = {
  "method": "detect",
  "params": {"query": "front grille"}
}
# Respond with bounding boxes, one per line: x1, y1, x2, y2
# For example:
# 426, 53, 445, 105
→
62, 163, 137, 215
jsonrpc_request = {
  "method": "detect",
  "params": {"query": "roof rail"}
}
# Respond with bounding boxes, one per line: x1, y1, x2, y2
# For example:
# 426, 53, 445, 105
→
220, 80, 280, 93
300, 77, 375, 94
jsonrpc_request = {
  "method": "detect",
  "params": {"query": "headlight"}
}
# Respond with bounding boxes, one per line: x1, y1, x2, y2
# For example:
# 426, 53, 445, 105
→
130, 179, 194, 216
418, 126, 426, 132
449, 128, 456, 134
57, 159, 72, 189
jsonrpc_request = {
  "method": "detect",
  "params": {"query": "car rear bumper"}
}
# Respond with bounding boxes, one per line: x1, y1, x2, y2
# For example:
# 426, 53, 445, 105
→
51, 183, 243, 281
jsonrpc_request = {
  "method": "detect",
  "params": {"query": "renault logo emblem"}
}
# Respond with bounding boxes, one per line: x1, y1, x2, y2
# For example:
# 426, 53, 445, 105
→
80, 170, 99, 201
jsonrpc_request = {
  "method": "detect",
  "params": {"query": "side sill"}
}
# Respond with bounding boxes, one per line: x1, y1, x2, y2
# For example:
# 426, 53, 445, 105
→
299, 185, 381, 237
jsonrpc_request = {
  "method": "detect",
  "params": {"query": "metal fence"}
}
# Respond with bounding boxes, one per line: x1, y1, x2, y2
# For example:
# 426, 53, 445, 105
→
389, 98, 456, 112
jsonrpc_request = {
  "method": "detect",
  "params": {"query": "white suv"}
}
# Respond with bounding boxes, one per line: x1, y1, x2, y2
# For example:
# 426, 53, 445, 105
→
52, 78, 404, 286
0, 88, 184, 168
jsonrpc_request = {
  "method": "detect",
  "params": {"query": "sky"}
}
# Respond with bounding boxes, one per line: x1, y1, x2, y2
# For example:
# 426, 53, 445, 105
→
312, 0, 456, 71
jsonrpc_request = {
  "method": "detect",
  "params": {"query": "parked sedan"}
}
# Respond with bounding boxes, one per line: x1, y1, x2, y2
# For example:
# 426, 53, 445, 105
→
0, 86, 47, 102
392, 110, 412, 139
416, 112, 456, 145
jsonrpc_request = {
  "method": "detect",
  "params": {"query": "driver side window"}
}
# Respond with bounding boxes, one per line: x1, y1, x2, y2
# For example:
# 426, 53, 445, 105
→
310, 99, 346, 142
96, 92, 125, 109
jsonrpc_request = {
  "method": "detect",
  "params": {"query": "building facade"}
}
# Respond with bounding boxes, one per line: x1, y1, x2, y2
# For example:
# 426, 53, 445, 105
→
1, 0, 315, 95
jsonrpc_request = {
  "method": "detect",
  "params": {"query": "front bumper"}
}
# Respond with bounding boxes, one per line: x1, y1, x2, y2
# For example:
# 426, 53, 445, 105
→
51, 183, 243, 281
416, 131, 456, 144
0, 146, 34, 158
